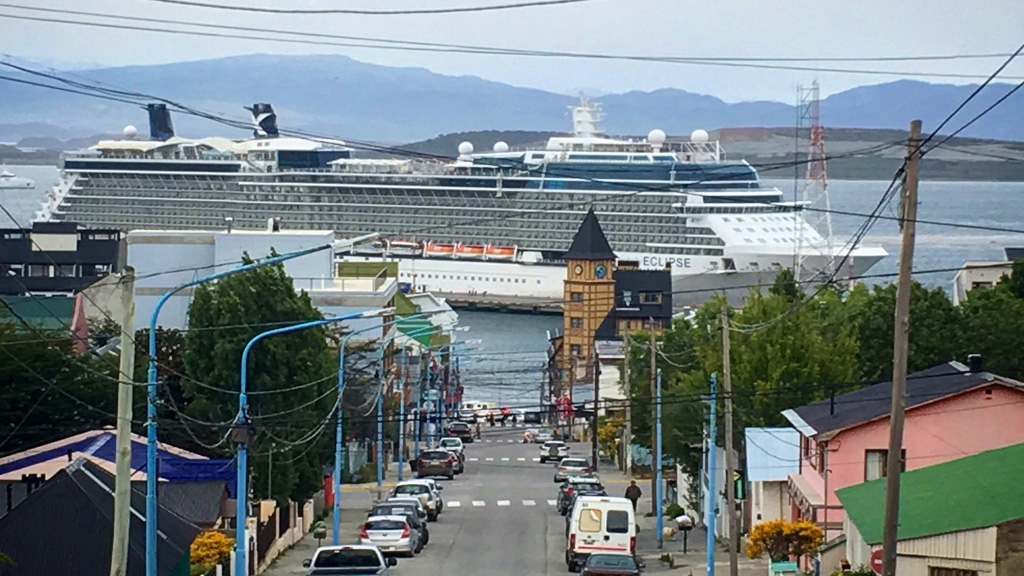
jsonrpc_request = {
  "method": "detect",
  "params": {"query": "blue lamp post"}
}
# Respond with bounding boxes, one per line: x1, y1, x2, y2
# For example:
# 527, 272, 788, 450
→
234, 307, 391, 576
144, 234, 377, 576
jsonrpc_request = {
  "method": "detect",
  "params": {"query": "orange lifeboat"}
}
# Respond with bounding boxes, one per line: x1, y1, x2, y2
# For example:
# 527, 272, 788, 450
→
484, 245, 517, 260
455, 243, 486, 259
425, 242, 456, 257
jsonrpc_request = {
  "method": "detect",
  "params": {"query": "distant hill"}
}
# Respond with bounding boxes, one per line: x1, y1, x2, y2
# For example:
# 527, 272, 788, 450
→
0, 54, 1022, 143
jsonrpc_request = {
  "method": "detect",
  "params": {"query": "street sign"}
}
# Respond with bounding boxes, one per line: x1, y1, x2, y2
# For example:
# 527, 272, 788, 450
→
734, 472, 746, 500
869, 549, 883, 574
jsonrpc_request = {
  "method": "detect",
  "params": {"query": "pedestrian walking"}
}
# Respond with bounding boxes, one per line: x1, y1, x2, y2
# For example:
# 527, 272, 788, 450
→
624, 480, 642, 512
474, 421, 482, 439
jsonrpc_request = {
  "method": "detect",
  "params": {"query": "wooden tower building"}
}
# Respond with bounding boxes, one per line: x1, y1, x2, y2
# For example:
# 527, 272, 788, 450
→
562, 208, 616, 373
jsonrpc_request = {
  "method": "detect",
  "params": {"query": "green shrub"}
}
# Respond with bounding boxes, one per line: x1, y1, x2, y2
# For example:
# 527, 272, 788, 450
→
664, 503, 685, 518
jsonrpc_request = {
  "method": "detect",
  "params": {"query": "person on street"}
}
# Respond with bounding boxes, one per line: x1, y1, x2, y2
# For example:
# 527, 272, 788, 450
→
624, 480, 642, 511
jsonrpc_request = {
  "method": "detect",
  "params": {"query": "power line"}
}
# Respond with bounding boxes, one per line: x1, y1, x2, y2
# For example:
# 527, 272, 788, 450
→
144, 0, 594, 15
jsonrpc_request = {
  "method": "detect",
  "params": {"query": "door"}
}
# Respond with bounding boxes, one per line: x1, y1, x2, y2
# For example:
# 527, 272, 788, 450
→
576, 507, 603, 552
604, 508, 633, 551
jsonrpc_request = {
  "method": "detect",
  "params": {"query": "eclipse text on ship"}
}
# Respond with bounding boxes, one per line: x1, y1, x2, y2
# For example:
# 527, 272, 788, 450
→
644, 256, 692, 269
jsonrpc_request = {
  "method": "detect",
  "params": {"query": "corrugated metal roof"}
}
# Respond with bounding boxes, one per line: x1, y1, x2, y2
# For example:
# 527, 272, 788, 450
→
744, 428, 800, 482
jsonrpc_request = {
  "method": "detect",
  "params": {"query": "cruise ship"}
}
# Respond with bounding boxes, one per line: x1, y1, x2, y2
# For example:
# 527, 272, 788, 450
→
35, 101, 886, 303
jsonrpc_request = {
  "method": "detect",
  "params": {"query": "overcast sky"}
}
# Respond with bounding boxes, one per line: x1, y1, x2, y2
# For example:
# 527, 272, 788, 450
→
4, 0, 1023, 102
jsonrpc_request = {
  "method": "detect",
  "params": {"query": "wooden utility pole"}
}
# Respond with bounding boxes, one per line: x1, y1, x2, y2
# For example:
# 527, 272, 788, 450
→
592, 349, 600, 472
623, 344, 632, 474
721, 307, 738, 576
648, 322, 658, 517
881, 119, 922, 576
569, 356, 576, 441
110, 267, 136, 576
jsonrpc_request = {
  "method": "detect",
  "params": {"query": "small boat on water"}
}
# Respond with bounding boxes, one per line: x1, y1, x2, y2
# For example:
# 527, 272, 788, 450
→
455, 243, 486, 259
484, 245, 517, 260
0, 169, 34, 190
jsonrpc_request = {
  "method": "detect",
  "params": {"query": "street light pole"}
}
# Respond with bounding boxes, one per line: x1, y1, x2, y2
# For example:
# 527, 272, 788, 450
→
145, 234, 377, 576
235, 308, 389, 576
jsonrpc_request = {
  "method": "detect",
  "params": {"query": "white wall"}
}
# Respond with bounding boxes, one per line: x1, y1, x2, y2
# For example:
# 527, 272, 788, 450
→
751, 480, 788, 527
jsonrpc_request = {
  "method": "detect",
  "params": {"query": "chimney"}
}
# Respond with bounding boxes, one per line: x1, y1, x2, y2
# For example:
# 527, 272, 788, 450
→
225, 216, 234, 233
967, 354, 983, 373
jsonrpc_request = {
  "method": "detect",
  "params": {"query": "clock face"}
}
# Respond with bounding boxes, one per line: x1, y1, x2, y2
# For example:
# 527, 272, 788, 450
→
574, 265, 583, 275
595, 264, 607, 279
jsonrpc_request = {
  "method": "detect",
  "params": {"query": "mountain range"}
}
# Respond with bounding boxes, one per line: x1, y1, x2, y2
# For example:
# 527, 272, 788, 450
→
1, 53, 1022, 144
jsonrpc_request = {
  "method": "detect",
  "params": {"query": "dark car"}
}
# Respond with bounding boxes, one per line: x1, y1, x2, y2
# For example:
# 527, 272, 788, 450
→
368, 503, 430, 546
416, 449, 456, 480
557, 478, 606, 514
445, 421, 474, 443
580, 553, 643, 576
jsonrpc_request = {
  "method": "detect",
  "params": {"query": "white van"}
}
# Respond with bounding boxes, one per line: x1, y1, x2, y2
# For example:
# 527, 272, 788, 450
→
565, 495, 637, 572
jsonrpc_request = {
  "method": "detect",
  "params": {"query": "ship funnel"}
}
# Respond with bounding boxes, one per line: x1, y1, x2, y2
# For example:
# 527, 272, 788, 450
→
246, 103, 279, 138
147, 103, 175, 141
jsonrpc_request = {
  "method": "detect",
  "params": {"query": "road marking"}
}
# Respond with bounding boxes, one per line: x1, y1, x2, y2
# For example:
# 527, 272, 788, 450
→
547, 499, 557, 506
497, 500, 510, 506
485, 457, 494, 461
472, 501, 485, 507
517, 457, 526, 461
447, 501, 461, 508
532, 458, 541, 462
523, 500, 536, 506
468, 457, 479, 462
501, 457, 510, 461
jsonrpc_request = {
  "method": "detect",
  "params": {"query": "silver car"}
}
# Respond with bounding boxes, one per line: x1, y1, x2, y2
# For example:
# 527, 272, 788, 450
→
359, 515, 422, 557
554, 457, 592, 482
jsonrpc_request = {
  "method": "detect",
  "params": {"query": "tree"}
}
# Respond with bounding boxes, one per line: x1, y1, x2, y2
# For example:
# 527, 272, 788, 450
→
597, 417, 623, 459
959, 280, 1024, 379
746, 519, 823, 562
190, 530, 234, 574
1000, 259, 1024, 300
182, 255, 338, 503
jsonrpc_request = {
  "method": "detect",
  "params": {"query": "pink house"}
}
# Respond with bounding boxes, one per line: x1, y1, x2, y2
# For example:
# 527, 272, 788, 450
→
781, 357, 1024, 542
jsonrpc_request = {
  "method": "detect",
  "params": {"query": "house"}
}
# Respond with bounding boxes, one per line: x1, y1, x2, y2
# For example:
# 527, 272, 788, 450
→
745, 428, 800, 529
0, 458, 200, 576
132, 480, 231, 530
0, 221, 123, 296
0, 293, 90, 352
0, 428, 235, 517
837, 442, 1024, 575
781, 357, 1024, 547
952, 246, 1023, 305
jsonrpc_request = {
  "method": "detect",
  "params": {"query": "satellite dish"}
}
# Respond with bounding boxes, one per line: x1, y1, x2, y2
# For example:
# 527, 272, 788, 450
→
691, 129, 709, 143
493, 141, 509, 153
123, 125, 138, 139
647, 129, 666, 145
457, 141, 474, 156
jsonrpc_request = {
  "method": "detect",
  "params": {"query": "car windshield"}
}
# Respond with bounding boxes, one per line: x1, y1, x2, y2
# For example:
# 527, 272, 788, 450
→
421, 451, 450, 460
586, 554, 637, 570
450, 423, 470, 430
373, 505, 413, 517
561, 459, 588, 467
314, 549, 381, 568
440, 439, 460, 447
395, 484, 429, 495
544, 441, 565, 448
571, 482, 602, 492
366, 520, 406, 531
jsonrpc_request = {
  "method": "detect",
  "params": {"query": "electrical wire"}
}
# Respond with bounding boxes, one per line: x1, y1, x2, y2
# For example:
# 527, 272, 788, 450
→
144, 0, 594, 15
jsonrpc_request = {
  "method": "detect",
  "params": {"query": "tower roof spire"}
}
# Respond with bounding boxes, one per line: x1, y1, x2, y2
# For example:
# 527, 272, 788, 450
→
565, 208, 615, 260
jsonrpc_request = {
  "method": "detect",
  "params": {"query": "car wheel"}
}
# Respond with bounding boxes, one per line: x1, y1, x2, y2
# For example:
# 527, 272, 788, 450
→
447, 473, 454, 480
428, 511, 438, 522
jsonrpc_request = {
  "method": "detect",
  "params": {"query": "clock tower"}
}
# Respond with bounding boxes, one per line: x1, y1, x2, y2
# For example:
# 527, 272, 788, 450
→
562, 208, 616, 375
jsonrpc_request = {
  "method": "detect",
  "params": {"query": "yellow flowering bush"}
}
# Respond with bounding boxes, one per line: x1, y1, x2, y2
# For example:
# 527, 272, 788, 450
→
190, 530, 235, 571
745, 519, 823, 561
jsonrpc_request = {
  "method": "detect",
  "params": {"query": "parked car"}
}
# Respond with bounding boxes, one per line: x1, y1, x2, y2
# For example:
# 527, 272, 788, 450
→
384, 497, 429, 524
563, 490, 609, 520
580, 553, 644, 576
392, 480, 443, 521
367, 503, 429, 546
359, 515, 422, 556
415, 449, 456, 480
555, 457, 593, 482
534, 429, 554, 443
302, 545, 398, 575
557, 477, 606, 515
566, 496, 637, 572
439, 436, 465, 456
539, 440, 571, 463
458, 409, 478, 423
445, 421, 474, 442
413, 478, 445, 513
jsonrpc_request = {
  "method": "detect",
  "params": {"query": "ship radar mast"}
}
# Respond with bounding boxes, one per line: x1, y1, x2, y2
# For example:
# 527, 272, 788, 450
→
570, 94, 605, 140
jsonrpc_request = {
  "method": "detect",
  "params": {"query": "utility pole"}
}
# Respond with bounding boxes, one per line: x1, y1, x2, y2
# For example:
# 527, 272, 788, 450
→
721, 307, 738, 576
623, 343, 632, 474
881, 119, 922, 576
110, 267, 135, 576
706, 373, 719, 576
591, 349, 600, 472
655, 368, 664, 549
649, 322, 658, 517
268, 445, 273, 499
398, 348, 406, 482
568, 356, 576, 441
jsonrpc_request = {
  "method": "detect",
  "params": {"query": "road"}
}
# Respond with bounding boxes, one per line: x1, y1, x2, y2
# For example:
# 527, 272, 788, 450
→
266, 427, 767, 576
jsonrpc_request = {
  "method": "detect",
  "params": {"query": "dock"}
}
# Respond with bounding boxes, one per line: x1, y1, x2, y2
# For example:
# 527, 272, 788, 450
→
441, 292, 562, 315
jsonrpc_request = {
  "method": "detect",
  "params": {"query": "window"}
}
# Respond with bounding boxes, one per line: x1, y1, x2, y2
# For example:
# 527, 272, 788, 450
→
864, 449, 906, 481
929, 569, 977, 576
802, 436, 812, 460
578, 509, 602, 533
640, 291, 661, 304
570, 345, 582, 356
571, 292, 584, 302
606, 510, 630, 534
27, 264, 49, 277
570, 317, 584, 329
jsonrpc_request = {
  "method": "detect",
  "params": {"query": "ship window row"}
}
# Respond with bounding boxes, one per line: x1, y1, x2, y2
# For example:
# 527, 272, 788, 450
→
407, 272, 541, 285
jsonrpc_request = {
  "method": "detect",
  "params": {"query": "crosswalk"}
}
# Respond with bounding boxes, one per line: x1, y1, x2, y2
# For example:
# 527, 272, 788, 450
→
444, 499, 559, 509
467, 457, 541, 462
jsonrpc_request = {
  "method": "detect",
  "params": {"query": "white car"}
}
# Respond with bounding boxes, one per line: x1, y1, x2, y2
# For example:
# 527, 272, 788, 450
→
540, 440, 571, 463
302, 545, 397, 575
439, 437, 464, 456
392, 480, 444, 521
565, 496, 637, 572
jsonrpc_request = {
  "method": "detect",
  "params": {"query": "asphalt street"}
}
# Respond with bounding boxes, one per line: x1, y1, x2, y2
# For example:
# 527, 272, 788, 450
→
266, 426, 635, 576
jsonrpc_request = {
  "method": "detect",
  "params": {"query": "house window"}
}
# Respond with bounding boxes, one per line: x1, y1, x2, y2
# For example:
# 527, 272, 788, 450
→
570, 344, 582, 356
640, 291, 661, 304
864, 449, 906, 481
570, 317, 583, 329
929, 569, 977, 576
571, 292, 584, 302
816, 447, 825, 472
802, 436, 812, 460
27, 264, 49, 277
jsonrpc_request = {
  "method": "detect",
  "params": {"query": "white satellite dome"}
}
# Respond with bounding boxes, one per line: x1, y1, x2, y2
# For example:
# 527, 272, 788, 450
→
647, 129, 667, 145
493, 141, 509, 153
690, 129, 709, 143
458, 141, 474, 156
123, 125, 138, 139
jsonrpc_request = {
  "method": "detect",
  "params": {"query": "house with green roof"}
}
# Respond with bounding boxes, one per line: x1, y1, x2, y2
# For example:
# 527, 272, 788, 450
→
0, 293, 89, 352
836, 441, 1024, 575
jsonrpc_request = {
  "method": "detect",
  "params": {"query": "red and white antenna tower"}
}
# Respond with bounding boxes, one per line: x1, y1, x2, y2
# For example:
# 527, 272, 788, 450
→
795, 80, 836, 281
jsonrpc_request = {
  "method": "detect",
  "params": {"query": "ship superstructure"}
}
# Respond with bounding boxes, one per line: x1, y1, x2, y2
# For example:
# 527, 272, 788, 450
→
36, 99, 886, 300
